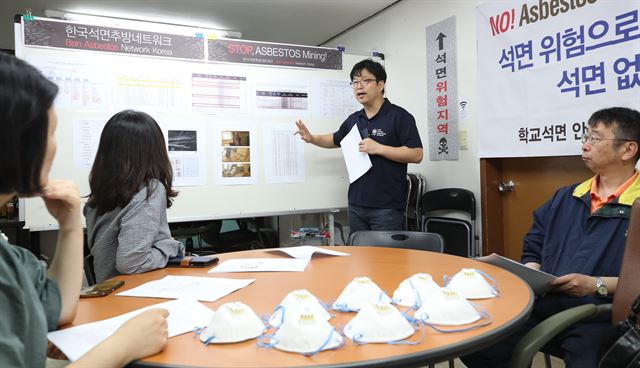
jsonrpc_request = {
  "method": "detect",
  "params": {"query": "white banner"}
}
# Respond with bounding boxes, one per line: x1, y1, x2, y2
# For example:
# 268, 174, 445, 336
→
477, 0, 640, 158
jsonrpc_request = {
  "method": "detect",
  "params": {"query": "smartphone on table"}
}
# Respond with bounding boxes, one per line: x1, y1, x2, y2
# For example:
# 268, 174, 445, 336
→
80, 280, 124, 298
167, 255, 219, 267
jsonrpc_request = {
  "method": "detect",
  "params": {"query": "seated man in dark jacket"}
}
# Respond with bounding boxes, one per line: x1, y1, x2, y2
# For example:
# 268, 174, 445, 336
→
462, 107, 640, 368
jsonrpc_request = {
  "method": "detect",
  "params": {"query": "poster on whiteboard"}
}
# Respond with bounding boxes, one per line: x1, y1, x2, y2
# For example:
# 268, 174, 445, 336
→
476, 0, 640, 158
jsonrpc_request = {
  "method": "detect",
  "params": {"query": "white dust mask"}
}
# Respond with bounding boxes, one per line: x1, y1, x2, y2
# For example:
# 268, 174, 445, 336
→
269, 289, 331, 328
332, 276, 391, 312
415, 288, 482, 326
199, 302, 266, 344
344, 301, 416, 343
270, 308, 344, 355
393, 273, 441, 307
445, 268, 498, 299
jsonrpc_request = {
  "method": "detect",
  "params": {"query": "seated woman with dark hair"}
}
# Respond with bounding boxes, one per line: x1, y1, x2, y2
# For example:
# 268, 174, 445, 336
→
85, 110, 185, 283
0, 54, 168, 367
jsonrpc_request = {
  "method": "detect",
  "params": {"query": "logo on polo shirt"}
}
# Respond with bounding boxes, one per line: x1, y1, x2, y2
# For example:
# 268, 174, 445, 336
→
371, 129, 386, 137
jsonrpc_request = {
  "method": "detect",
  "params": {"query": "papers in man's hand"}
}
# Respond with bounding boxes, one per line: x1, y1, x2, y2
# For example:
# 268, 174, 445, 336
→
340, 123, 372, 183
208, 258, 310, 273
116, 275, 254, 302
47, 299, 213, 361
475, 253, 556, 295
266, 245, 350, 259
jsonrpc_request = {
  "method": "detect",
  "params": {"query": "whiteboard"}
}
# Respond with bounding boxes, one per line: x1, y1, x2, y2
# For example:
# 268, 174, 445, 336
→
14, 16, 376, 230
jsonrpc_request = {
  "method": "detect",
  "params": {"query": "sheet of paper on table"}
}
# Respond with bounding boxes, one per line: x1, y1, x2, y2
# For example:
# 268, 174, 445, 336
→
266, 245, 350, 259
116, 275, 254, 301
208, 258, 310, 273
47, 298, 214, 361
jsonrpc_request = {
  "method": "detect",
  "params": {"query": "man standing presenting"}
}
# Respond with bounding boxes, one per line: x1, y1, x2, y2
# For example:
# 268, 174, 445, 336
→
462, 107, 640, 368
295, 59, 423, 233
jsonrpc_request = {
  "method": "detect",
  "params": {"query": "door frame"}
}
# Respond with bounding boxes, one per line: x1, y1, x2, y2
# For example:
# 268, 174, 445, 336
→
480, 158, 504, 256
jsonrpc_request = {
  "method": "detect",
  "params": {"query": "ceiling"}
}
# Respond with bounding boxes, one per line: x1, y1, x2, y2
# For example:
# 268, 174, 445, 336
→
1, 0, 400, 50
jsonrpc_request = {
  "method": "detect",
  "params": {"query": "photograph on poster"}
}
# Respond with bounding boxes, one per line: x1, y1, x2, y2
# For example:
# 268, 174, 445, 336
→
222, 163, 251, 177
222, 130, 250, 146
220, 130, 252, 178
222, 147, 250, 162
168, 130, 198, 151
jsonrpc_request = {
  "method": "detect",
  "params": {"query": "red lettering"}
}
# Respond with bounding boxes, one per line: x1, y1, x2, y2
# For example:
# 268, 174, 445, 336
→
228, 44, 253, 55
489, 9, 515, 36
65, 39, 82, 48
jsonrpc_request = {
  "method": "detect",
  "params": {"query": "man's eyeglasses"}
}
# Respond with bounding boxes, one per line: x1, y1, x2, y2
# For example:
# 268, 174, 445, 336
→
350, 79, 377, 88
581, 133, 635, 145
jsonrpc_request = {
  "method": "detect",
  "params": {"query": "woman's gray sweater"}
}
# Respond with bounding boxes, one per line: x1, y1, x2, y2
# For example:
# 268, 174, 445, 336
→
84, 180, 185, 283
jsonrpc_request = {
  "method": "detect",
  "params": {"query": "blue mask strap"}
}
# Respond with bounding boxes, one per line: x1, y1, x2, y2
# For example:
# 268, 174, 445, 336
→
260, 313, 271, 325
192, 327, 217, 345
302, 328, 344, 356
351, 328, 424, 345
256, 333, 278, 349
401, 311, 421, 329
260, 325, 269, 335
408, 277, 424, 309
417, 309, 494, 333
378, 290, 392, 303
470, 302, 492, 320
475, 269, 500, 296
387, 327, 425, 345
319, 299, 338, 318
270, 305, 286, 327
352, 332, 367, 345
443, 274, 451, 287
330, 302, 358, 312
192, 326, 211, 344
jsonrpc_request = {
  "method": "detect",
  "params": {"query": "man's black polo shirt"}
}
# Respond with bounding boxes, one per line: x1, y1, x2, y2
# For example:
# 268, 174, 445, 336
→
333, 98, 422, 210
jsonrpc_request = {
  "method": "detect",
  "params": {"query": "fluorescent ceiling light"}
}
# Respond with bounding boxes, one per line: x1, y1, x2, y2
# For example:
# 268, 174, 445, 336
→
43, 9, 242, 39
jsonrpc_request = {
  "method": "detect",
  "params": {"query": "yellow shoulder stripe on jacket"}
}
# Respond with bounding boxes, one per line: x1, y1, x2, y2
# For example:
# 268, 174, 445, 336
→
618, 174, 640, 206
573, 173, 640, 205
573, 177, 594, 198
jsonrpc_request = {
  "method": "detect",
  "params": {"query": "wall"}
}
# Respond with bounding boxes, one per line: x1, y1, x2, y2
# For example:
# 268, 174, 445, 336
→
325, 0, 483, 239
13, 0, 484, 250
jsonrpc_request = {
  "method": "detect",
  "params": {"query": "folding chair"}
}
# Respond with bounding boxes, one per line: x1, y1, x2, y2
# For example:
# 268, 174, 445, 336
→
420, 188, 478, 257
405, 173, 426, 231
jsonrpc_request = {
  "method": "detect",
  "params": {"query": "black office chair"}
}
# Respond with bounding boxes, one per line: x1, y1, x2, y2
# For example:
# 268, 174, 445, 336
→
404, 175, 412, 230
201, 218, 270, 253
347, 230, 444, 253
169, 220, 219, 254
405, 173, 426, 231
420, 188, 479, 257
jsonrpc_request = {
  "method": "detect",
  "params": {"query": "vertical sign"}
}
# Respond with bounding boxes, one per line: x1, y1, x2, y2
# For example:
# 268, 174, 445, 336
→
426, 16, 459, 160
